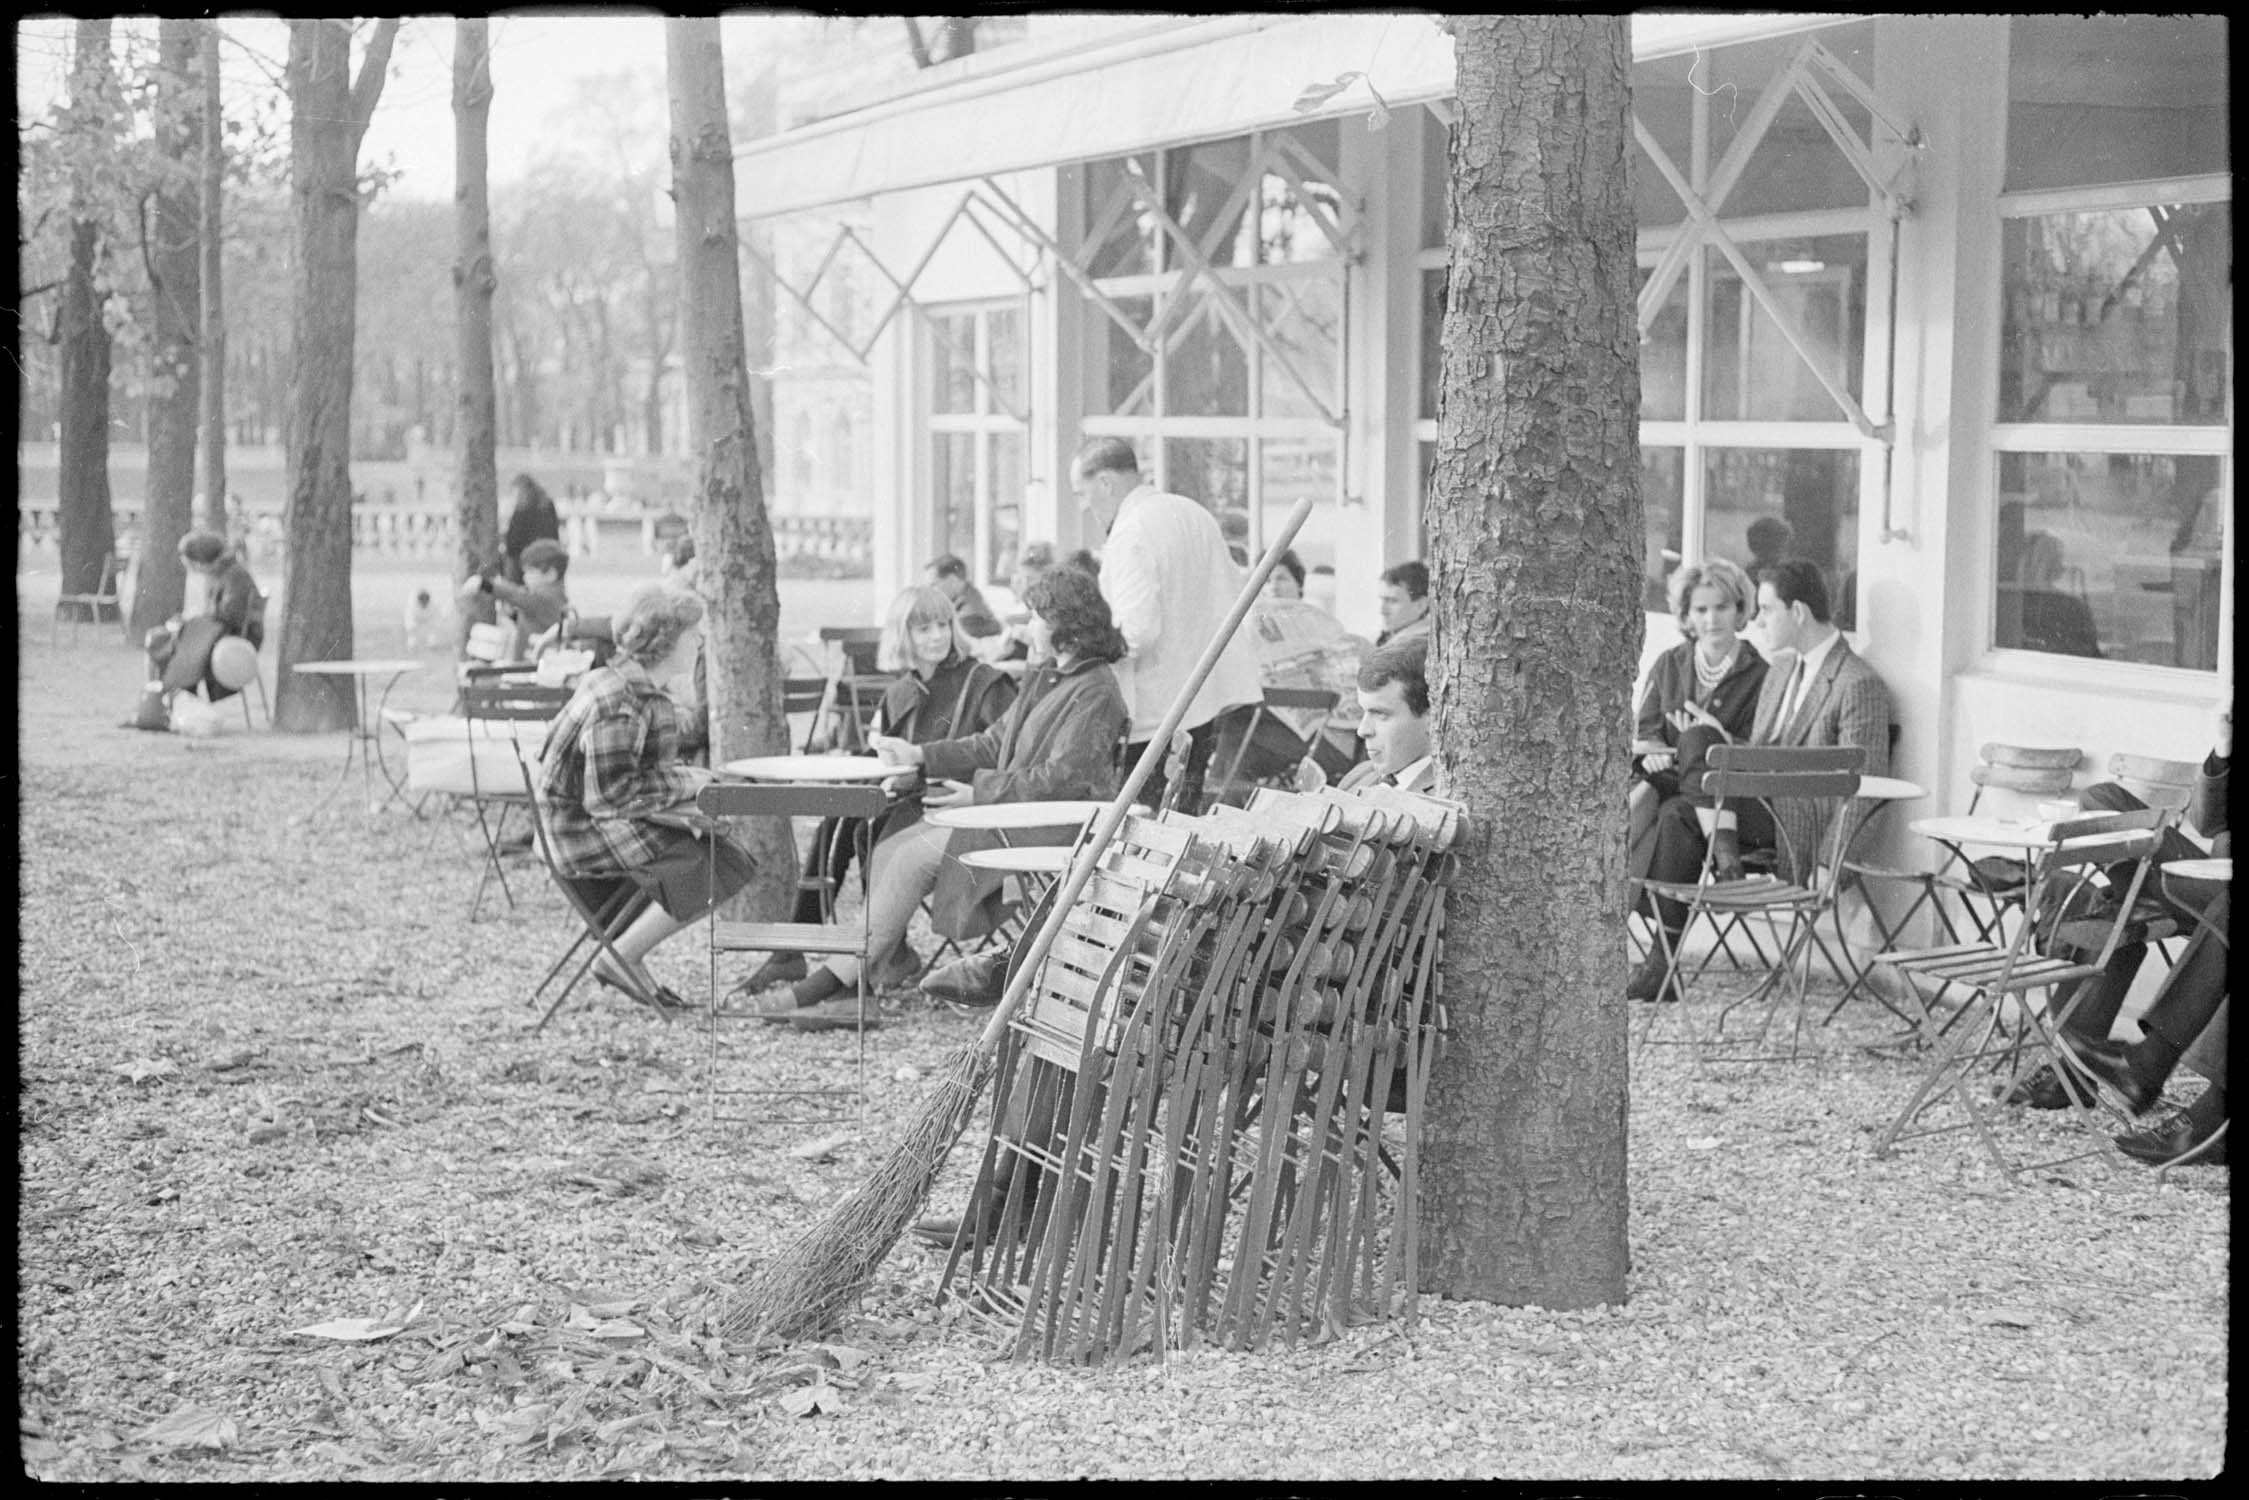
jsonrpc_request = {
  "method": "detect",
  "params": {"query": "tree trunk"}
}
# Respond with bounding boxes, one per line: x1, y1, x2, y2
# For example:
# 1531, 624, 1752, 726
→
665, 18, 794, 917
135, 16, 205, 639
57, 19, 119, 615
1419, 15, 1639, 1309
737, 60, 778, 496
274, 18, 397, 731
453, 17, 501, 657
195, 19, 228, 537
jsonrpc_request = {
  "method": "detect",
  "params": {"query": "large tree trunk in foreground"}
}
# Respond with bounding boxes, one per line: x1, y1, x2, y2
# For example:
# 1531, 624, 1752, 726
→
1419, 15, 1639, 1309
453, 18, 501, 658
135, 16, 205, 638
666, 18, 794, 917
274, 18, 398, 730
56, 19, 119, 615
196, 19, 228, 536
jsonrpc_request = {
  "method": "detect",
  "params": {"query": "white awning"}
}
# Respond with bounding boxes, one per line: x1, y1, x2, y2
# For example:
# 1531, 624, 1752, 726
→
734, 13, 1863, 219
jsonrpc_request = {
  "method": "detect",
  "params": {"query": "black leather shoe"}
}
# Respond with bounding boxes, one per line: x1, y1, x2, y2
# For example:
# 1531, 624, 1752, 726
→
2115, 1112, 2228, 1167
910, 1215, 962, 1249
2062, 1035, 2162, 1115
1626, 952, 1682, 1004
2004, 1063, 2096, 1111
921, 950, 1007, 1006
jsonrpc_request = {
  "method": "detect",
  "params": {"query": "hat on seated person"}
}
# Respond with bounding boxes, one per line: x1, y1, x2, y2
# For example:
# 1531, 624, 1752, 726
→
519, 538, 571, 575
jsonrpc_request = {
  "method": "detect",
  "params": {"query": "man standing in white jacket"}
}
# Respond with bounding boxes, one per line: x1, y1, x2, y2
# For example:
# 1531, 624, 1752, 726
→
1071, 436, 1263, 815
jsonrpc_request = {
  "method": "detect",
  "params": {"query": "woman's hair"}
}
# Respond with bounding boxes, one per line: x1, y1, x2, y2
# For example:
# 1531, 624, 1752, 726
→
612, 582, 704, 667
1063, 547, 1101, 579
1273, 548, 1307, 591
876, 584, 970, 672
1013, 540, 1057, 591
177, 528, 229, 570
509, 473, 553, 513
1023, 565, 1127, 664
1669, 556, 1755, 635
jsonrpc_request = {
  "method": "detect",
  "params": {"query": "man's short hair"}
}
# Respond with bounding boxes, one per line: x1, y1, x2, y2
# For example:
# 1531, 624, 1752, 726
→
1380, 559, 1429, 602
927, 553, 969, 581
1357, 637, 1429, 718
520, 537, 571, 579
1757, 558, 1832, 624
1074, 435, 1141, 481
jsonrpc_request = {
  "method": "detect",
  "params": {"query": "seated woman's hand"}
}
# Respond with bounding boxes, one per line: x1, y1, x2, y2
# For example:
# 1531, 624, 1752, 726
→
867, 732, 922, 768
921, 776, 974, 810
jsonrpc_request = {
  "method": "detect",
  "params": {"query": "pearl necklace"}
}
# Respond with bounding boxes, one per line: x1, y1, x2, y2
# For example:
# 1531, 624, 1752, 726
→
1692, 641, 1738, 697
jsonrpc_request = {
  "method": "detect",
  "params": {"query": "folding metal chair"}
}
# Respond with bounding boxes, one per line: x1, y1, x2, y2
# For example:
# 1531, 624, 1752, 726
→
1634, 744, 1865, 1062
1206, 687, 1340, 807
519, 760, 658, 1034
697, 780, 886, 1123
1870, 808, 2172, 1182
54, 550, 129, 646
458, 680, 573, 920
783, 676, 830, 753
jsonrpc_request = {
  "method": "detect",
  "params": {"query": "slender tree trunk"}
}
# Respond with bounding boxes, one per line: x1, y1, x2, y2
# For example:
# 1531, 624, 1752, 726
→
666, 17, 793, 916
737, 60, 778, 495
274, 18, 398, 731
135, 17, 205, 638
195, 19, 229, 537
453, 17, 501, 657
1420, 15, 1639, 1309
57, 19, 119, 614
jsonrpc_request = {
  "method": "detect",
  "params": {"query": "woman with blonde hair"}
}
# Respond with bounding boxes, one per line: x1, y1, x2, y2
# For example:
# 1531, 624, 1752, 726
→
536, 584, 753, 1012
1627, 556, 1768, 875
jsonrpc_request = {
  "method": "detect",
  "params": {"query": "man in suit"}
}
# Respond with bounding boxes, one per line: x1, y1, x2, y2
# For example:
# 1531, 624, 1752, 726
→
1374, 560, 1432, 648
1629, 559, 1892, 1003
1335, 638, 1438, 793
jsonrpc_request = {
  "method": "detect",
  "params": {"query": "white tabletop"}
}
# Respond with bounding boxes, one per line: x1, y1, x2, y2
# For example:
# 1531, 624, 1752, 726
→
957, 845, 1073, 875
1909, 811, 2121, 852
295, 659, 425, 677
721, 754, 897, 783
1854, 775, 1924, 802
2164, 857, 2231, 885
926, 799, 1111, 832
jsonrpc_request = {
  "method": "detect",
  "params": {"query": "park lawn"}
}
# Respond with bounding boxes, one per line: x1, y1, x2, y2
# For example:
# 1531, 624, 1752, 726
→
14, 573, 2227, 1483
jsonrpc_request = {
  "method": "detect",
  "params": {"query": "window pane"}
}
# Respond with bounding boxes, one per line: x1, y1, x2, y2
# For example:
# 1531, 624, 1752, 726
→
932, 432, 976, 563
1083, 294, 1154, 417
1161, 437, 1249, 550
1641, 447, 1685, 612
987, 431, 1025, 582
1082, 154, 1157, 279
931, 312, 976, 415
1258, 121, 1344, 266
1700, 236, 1867, 422
2006, 16, 2229, 192
1258, 435, 1338, 573
1162, 295, 1249, 418
1259, 279, 1341, 420
1998, 202, 2230, 426
1995, 451, 2223, 669
1165, 135, 1256, 270
1419, 267, 1447, 423
1629, 58, 1693, 231
987, 306, 1024, 412
1703, 448, 1861, 626
1639, 266, 1689, 421
1702, 22, 1878, 218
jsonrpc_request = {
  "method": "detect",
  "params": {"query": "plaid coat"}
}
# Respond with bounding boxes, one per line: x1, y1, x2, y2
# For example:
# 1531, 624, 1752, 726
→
536, 659, 723, 878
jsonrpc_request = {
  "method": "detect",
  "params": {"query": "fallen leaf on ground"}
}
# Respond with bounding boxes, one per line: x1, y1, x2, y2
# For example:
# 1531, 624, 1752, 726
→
790, 1133, 852, 1162
291, 1315, 409, 1342
112, 1057, 179, 1084
132, 1404, 238, 1450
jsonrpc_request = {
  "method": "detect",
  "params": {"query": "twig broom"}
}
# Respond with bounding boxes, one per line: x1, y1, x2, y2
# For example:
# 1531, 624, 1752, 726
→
721, 496, 1318, 1345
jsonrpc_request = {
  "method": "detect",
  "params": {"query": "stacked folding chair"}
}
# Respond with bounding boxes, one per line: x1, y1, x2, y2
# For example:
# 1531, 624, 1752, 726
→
944, 782, 1459, 1364
1870, 808, 2173, 1182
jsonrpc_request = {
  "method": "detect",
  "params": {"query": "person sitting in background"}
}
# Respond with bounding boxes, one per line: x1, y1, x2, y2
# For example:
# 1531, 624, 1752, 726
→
461, 536, 571, 661
124, 527, 267, 733
535, 584, 753, 1014
1375, 560, 1431, 647
1630, 559, 1892, 1003
1745, 514, 1794, 574
1265, 548, 1308, 603
927, 553, 1004, 644
1628, 558, 1769, 876
1331, 638, 1437, 793
1217, 549, 1367, 797
1998, 530, 2103, 658
734, 585, 1019, 997
2006, 697, 2229, 1165
991, 540, 1058, 662
501, 472, 563, 585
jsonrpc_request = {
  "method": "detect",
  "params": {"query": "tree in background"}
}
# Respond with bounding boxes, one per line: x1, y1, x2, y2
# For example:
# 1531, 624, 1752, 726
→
48, 20, 124, 616
272, 18, 398, 732
195, 19, 229, 535
453, 17, 501, 657
665, 17, 795, 915
1420, 15, 1639, 1308
133, 17, 206, 638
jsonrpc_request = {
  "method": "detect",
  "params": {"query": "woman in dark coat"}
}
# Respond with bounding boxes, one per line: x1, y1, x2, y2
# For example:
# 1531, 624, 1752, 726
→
501, 473, 563, 584
1628, 557, 1767, 874
125, 528, 266, 731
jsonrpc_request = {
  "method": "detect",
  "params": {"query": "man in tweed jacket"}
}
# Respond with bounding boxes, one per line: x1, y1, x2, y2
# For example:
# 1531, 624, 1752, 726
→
1630, 559, 1892, 1003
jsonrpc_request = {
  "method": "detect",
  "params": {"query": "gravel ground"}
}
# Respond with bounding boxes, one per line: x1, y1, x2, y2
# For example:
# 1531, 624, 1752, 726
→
15, 579, 2228, 1483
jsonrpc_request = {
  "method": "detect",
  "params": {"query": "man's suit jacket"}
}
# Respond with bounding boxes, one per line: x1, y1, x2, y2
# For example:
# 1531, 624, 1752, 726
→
1340, 757, 1437, 794
1746, 635, 1892, 881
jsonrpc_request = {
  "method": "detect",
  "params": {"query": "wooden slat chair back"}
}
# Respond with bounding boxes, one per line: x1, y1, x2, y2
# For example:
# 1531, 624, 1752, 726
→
1872, 806, 2175, 1182
458, 681, 574, 920
2107, 752, 2200, 813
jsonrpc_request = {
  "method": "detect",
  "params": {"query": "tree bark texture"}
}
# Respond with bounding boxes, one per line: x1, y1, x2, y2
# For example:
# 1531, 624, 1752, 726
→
665, 19, 794, 917
1419, 16, 1640, 1309
275, 18, 397, 732
737, 60, 778, 499
56, 19, 119, 609
196, 19, 228, 535
135, 17, 205, 638
453, 18, 501, 656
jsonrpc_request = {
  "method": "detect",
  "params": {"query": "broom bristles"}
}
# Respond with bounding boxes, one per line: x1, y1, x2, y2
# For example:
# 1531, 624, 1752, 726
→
720, 1041, 996, 1345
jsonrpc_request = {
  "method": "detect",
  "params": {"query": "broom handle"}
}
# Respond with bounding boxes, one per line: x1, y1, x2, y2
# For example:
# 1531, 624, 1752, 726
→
971, 495, 1318, 1053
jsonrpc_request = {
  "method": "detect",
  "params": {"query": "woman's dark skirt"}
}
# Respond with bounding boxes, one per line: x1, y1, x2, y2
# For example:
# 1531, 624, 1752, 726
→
623, 827, 757, 922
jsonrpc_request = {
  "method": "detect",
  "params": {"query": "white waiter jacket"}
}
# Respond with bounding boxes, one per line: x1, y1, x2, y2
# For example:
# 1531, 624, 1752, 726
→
1100, 484, 1265, 740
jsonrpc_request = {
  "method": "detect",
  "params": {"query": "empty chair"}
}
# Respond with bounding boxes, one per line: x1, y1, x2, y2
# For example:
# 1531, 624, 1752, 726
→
53, 550, 129, 647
